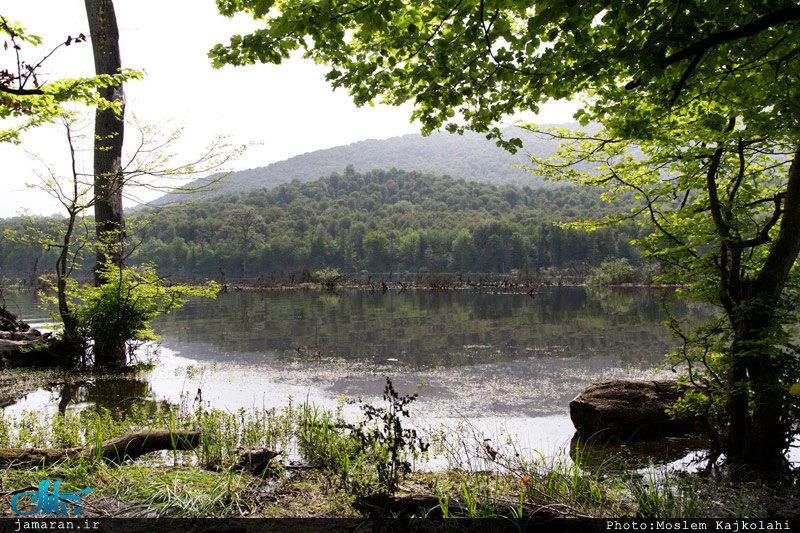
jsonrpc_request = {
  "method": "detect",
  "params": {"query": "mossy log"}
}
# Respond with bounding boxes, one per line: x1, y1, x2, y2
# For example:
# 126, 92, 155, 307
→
0, 429, 201, 467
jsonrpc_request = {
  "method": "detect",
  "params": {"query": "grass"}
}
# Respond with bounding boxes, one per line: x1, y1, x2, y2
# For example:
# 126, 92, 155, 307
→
116, 467, 250, 517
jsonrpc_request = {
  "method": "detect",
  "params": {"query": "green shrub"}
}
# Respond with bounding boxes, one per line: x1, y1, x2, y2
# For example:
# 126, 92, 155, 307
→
313, 268, 345, 290
586, 258, 638, 286
71, 263, 218, 362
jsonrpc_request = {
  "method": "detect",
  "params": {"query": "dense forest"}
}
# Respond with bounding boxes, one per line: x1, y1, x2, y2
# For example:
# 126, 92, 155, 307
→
148, 126, 593, 207
1, 168, 642, 280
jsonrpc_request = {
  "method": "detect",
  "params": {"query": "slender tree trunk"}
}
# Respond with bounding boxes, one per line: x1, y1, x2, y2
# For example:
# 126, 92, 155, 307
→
85, 0, 126, 366
55, 211, 78, 338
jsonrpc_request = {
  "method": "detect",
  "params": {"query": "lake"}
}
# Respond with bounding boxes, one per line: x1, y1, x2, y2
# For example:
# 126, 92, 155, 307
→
3, 286, 709, 465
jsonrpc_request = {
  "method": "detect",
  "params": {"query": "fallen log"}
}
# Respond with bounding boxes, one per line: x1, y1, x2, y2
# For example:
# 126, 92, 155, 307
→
0, 429, 201, 468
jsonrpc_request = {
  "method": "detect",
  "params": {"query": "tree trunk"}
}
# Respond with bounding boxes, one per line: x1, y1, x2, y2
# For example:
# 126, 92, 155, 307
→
85, 0, 127, 366
726, 316, 789, 474
725, 341, 749, 459
747, 355, 787, 472
55, 218, 85, 366
725, 146, 800, 473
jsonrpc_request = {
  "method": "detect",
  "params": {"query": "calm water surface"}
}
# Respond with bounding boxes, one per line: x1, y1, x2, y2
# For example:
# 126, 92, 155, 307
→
4, 287, 708, 462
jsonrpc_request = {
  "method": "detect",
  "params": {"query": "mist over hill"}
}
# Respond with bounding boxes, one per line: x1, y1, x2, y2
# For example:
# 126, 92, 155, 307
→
150, 126, 579, 207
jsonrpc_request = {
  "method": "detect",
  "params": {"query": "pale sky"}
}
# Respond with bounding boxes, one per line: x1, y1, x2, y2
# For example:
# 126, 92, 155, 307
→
0, 1, 578, 218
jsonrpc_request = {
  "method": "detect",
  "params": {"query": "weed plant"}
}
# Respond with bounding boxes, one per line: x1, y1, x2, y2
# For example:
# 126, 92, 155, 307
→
297, 378, 429, 498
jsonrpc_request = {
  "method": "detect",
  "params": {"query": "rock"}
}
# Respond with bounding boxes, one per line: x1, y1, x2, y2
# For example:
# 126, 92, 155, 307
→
0, 307, 63, 367
570, 379, 697, 440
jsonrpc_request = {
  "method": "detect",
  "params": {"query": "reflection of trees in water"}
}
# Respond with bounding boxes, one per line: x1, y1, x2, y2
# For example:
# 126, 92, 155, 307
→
585, 286, 716, 323
585, 286, 640, 315
317, 291, 342, 307
54, 378, 166, 417
149, 288, 711, 368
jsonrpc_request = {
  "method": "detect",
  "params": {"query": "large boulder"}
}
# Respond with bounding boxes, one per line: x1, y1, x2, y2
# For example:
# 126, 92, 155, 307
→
570, 379, 697, 440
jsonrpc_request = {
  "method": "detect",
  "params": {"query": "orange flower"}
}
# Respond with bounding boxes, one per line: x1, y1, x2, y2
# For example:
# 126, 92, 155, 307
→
521, 476, 530, 487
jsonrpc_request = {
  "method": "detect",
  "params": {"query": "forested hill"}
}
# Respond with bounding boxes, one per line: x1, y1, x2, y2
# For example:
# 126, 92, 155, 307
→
126, 168, 642, 278
1, 168, 642, 279
149, 127, 578, 207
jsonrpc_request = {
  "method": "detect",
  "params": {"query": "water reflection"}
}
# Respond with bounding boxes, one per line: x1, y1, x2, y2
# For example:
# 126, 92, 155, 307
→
151, 287, 700, 369
569, 433, 711, 474
47, 378, 169, 416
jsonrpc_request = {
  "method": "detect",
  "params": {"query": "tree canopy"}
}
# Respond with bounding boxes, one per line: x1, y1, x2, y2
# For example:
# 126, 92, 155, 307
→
211, 0, 800, 472
211, 1, 800, 145
0, 168, 643, 278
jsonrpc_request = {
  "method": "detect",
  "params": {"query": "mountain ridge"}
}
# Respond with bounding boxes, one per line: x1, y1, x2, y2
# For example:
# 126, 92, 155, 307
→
150, 125, 581, 206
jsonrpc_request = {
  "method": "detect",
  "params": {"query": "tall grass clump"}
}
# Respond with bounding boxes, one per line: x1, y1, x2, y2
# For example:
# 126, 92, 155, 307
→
297, 401, 372, 496
121, 467, 249, 517
0, 405, 159, 451
191, 403, 297, 470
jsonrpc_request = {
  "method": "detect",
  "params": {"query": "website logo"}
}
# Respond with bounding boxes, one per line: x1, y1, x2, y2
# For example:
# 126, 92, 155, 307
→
11, 480, 92, 516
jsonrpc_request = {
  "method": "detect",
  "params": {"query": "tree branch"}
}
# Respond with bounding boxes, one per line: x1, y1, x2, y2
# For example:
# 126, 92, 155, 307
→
627, 5, 800, 90
0, 85, 44, 96
666, 6, 800, 68
754, 144, 800, 303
